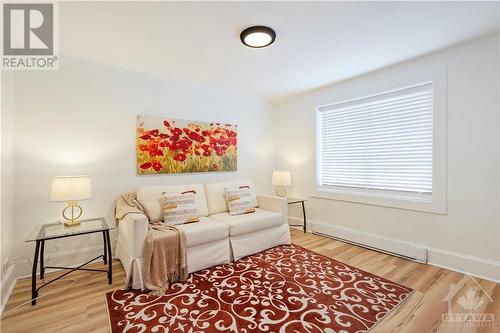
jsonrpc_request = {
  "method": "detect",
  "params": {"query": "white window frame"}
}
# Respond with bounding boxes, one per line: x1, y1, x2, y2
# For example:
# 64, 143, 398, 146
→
314, 71, 447, 214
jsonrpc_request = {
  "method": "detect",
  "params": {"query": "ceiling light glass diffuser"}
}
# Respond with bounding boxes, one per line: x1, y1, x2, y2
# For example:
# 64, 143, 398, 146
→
240, 26, 276, 48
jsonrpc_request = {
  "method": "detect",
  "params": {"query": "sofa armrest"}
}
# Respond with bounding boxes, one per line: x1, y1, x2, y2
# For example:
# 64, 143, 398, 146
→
257, 194, 288, 224
118, 213, 149, 258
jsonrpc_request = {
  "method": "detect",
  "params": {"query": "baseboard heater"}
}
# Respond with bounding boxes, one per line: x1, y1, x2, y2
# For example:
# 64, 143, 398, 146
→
312, 230, 428, 264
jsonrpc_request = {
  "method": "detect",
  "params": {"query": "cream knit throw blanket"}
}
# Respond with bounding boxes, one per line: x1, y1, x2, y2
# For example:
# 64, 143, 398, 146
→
116, 192, 188, 295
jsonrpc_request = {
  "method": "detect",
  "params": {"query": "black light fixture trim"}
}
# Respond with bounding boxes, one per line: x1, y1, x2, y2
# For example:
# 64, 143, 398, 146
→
240, 26, 276, 48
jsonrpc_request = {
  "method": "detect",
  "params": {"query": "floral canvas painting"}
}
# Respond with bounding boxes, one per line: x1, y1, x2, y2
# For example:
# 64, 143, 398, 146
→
136, 115, 237, 174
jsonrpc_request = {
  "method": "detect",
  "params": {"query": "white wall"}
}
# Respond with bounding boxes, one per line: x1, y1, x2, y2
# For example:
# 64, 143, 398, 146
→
272, 34, 500, 280
1, 55, 275, 279
1, 72, 16, 305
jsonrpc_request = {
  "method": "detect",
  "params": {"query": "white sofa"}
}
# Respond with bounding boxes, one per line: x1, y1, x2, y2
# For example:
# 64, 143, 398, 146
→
115, 180, 291, 290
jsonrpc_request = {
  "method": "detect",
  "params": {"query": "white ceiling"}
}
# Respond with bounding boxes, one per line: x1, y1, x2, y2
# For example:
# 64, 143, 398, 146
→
60, 1, 500, 100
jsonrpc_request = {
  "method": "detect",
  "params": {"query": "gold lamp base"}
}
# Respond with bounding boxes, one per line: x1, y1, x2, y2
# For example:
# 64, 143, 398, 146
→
63, 219, 81, 228
62, 201, 83, 228
276, 186, 287, 197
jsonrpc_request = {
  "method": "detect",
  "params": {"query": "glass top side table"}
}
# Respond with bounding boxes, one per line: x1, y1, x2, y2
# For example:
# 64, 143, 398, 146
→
25, 217, 114, 305
287, 198, 307, 233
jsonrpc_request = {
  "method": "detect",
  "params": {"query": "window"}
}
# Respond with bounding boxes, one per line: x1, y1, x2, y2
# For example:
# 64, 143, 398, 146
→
317, 83, 434, 202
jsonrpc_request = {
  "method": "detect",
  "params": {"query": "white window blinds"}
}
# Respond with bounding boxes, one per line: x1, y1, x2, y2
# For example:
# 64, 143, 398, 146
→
318, 83, 433, 196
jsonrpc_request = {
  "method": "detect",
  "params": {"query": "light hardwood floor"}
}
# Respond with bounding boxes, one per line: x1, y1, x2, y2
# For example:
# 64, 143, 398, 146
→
1, 229, 499, 332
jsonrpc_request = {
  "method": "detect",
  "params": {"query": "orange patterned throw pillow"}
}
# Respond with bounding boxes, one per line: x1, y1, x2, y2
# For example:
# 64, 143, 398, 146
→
224, 187, 256, 216
161, 192, 200, 225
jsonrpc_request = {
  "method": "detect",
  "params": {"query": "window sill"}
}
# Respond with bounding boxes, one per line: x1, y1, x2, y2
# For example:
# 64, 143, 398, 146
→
313, 187, 446, 215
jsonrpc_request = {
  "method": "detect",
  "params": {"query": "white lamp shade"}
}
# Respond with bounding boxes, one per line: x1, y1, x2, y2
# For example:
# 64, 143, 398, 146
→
272, 170, 291, 186
50, 176, 92, 202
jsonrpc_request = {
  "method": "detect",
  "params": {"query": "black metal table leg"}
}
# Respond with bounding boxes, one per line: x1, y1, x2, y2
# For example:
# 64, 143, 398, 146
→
301, 201, 307, 233
40, 240, 45, 279
102, 231, 107, 265
105, 230, 112, 284
32, 241, 41, 305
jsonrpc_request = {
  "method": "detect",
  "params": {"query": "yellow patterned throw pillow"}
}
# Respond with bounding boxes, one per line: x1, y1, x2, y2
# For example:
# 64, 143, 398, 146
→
224, 187, 256, 216
161, 191, 200, 225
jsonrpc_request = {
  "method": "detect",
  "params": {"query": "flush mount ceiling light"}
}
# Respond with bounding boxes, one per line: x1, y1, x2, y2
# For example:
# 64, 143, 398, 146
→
240, 26, 276, 48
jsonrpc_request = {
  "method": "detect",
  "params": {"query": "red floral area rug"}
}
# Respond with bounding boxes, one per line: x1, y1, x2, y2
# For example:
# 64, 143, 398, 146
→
106, 244, 413, 333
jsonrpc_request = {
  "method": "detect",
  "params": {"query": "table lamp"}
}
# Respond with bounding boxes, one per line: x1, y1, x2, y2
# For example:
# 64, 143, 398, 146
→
272, 170, 291, 197
50, 175, 92, 227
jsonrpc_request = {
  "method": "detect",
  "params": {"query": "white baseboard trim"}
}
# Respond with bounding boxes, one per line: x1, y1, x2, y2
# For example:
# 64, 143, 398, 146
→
427, 248, 500, 283
1, 265, 17, 314
311, 220, 428, 262
308, 220, 500, 283
0, 244, 108, 313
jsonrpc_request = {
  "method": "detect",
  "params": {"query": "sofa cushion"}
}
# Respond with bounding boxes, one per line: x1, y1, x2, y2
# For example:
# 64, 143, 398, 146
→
137, 184, 209, 222
161, 192, 199, 225
205, 180, 258, 215
224, 188, 256, 216
209, 208, 282, 237
175, 217, 229, 247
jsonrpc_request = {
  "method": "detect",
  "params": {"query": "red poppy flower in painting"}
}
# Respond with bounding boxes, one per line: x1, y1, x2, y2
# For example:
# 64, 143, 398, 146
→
172, 141, 182, 150
179, 139, 191, 150
173, 153, 187, 162
163, 120, 171, 127
187, 132, 198, 141
140, 162, 152, 169
152, 161, 162, 171
150, 129, 160, 137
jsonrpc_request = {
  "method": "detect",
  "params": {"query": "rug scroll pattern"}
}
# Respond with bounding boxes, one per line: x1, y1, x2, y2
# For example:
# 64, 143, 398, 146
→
106, 245, 413, 333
